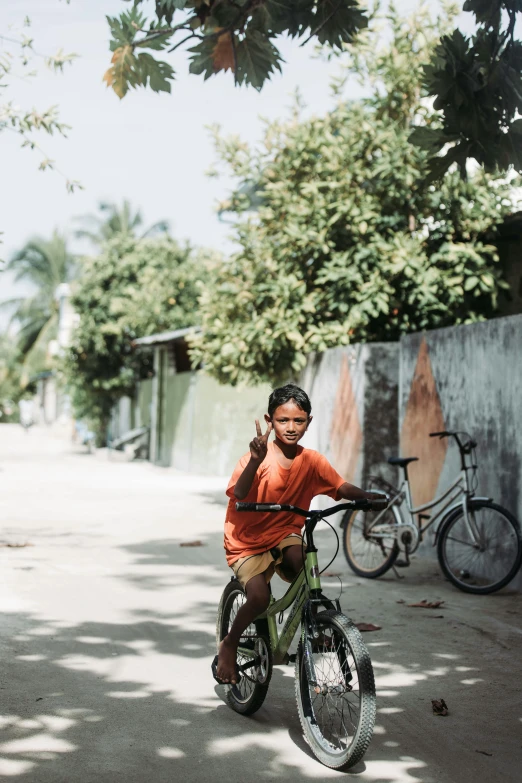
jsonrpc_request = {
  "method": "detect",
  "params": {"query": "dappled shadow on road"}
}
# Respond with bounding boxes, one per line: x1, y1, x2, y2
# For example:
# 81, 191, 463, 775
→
2, 602, 515, 783
2, 557, 520, 783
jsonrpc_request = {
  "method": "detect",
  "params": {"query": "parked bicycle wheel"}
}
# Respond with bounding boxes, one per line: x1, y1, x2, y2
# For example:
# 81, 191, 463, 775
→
343, 506, 399, 578
438, 500, 522, 594
215, 578, 272, 715
295, 610, 376, 769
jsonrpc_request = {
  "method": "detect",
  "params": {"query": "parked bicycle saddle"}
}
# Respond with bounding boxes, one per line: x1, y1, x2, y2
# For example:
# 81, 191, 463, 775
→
387, 456, 418, 467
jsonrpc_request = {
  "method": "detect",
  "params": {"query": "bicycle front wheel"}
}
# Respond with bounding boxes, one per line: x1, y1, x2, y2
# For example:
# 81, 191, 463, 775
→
343, 507, 399, 578
295, 610, 376, 770
438, 500, 522, 594
216, 578, 272, 715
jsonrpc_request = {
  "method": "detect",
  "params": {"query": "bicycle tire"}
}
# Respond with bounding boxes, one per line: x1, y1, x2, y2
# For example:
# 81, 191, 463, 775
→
216, 578, 272, 715
437, 500, 522, 594
342, 507, 399, 578
295, 610, 376, 769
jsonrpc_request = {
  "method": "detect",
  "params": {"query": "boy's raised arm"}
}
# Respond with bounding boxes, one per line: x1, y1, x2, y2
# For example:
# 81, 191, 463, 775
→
234, 420, 272, 500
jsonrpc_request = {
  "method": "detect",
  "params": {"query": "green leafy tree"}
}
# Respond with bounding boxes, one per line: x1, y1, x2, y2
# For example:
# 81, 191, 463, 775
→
62, 235, 208, 440
190, 3, 520, 385
74, 200, 169, 247
413, 0, 522, 176
102, 0, 368, 96
0, 232, 77, 380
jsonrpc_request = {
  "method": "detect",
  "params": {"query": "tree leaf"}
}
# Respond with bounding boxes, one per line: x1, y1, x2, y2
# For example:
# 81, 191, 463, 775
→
103, 45, 137, 99
136, 52, 175, 92
235, 30, 283, 90
189, 36, 216, 80
212, 31, 235, 73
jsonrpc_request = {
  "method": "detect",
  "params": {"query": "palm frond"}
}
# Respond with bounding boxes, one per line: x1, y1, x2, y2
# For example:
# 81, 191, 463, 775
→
21, 312, 58, 373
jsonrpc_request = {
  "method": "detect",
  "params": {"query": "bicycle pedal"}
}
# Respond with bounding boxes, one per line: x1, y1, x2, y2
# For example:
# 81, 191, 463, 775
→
286, 653, 297, 665
395, 559, 409, 568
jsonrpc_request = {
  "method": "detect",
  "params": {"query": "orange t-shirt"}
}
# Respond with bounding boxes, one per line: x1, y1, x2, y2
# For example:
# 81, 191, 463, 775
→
224, 442, 345, 565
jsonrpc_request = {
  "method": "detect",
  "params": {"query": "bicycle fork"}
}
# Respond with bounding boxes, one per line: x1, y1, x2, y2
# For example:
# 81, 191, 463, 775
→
461, 496, 484, 549
301, 601, 354, 693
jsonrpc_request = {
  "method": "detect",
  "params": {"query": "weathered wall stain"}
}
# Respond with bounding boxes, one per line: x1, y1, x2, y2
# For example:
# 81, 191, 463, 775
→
401, 338, 448, 508
329, 355, 363, 484
363, 344, 399, 488
300, 343, 399, 490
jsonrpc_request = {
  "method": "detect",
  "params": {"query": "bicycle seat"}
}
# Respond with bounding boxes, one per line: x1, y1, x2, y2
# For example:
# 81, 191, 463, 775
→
387, 457, 418, 467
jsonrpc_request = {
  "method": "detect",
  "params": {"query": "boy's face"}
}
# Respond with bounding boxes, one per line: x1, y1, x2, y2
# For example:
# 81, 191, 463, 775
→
265, 400, 311, 446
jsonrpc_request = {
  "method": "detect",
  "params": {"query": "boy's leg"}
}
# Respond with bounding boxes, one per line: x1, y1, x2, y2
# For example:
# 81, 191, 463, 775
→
280, 544, 305, 579
217, 573, 271, 685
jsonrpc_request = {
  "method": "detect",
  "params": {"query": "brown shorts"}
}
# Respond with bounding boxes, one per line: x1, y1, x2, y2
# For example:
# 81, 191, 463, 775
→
231, 535, 303, 588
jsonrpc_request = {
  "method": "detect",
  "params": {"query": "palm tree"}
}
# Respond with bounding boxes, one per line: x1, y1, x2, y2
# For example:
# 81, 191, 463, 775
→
0, 231, 76, 377
74, 200, 169, 247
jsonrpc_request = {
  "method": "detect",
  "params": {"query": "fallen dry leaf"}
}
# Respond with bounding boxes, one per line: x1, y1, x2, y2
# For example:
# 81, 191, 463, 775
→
355, 623, 382, 632
179, 540, 204, 547
408, 599, 445, 609
431, 698, 449, 716
475, 750, 493, 757
427, 615, 445, 619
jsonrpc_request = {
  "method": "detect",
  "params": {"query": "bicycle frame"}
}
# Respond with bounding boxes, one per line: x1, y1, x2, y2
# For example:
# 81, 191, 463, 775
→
233, 498, 386, 671
237, 540, 323, 666
369, 467, 489, 549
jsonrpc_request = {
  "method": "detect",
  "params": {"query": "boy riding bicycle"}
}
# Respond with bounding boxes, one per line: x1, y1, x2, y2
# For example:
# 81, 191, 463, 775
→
215, 383, 378, 685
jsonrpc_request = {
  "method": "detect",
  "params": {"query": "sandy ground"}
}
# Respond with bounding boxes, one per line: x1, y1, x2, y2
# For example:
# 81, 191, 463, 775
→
0, 424, 520, 783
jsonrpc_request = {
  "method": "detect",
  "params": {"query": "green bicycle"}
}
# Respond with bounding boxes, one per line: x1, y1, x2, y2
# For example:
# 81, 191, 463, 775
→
215, 496, 387, 770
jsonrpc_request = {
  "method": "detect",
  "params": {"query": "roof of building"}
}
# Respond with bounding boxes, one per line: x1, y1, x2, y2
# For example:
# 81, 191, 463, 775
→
133, 326, 200, 347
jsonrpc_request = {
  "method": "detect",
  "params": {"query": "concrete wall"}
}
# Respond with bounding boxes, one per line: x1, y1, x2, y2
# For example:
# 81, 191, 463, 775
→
165, 372, 271, 475
134, 344, 271, 475
400, 315, 522, 587
300, 342, 400, 490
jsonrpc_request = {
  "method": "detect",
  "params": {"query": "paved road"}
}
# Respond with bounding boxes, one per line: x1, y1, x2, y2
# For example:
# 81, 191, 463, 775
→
0, 425, 520, 783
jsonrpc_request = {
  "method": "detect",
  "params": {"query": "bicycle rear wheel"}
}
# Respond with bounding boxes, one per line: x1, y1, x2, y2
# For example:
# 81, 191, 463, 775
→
438, 500, 522, 594
216, 578, 272, 715
295, 610, 376, 769
343, 507, 399, 578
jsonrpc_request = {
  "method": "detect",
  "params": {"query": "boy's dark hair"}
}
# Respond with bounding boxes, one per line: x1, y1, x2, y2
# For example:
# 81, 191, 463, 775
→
268, 384, 312, 418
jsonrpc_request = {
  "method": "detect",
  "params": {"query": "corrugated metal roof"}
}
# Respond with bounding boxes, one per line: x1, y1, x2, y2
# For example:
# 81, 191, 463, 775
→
133, 326, 200, 346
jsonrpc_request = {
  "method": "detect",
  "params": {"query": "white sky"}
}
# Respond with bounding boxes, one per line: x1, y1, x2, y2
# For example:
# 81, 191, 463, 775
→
0, 0, 468, 325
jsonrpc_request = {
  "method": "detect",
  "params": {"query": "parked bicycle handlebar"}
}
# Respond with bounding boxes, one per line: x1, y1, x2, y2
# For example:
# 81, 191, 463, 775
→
429, 430, 477, 453
235, 496, 388, 516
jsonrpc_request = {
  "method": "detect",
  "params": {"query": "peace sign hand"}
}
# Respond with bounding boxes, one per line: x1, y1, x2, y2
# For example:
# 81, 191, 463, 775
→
249, 419, 273, 465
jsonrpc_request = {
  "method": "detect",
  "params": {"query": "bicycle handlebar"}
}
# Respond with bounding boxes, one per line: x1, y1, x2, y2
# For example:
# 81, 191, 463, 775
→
235, 496, 388, 516
429, 430, 477, 452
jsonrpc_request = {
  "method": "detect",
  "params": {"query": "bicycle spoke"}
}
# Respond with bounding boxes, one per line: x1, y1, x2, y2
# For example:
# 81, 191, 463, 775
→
225, 591, 261, 703
346, 510, 397, 575
306, 626, 361, 752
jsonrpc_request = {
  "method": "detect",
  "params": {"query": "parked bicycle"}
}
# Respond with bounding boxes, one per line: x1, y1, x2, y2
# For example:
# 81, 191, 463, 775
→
342, 431, 522, 594
215, 495, 388, 770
